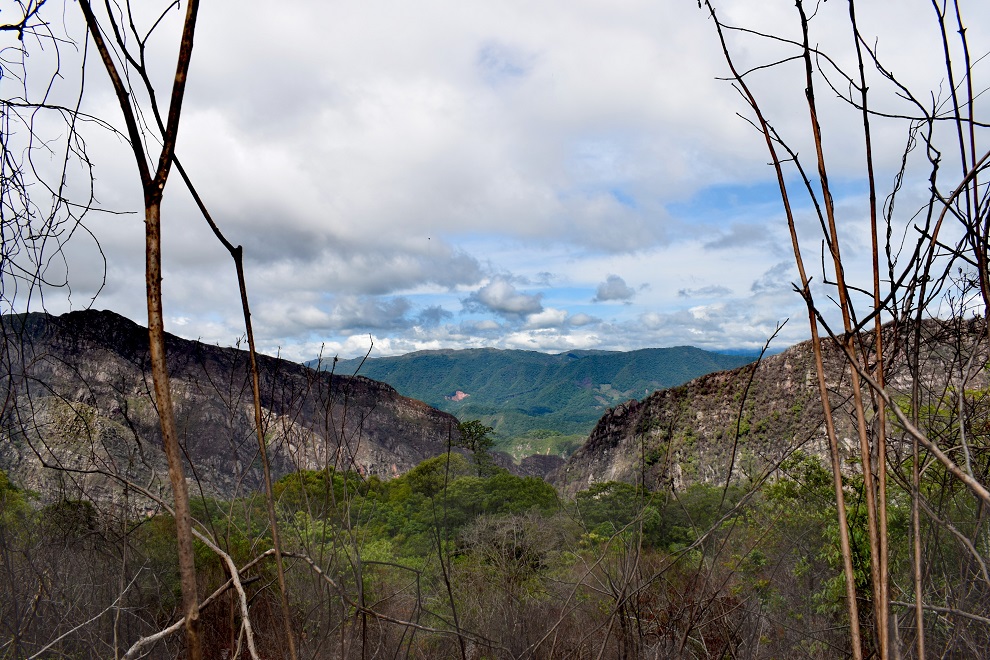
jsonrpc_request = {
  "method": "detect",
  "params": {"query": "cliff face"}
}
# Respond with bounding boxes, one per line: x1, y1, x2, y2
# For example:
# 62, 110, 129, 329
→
551, 318, 989, 496
0, 310, 461, 505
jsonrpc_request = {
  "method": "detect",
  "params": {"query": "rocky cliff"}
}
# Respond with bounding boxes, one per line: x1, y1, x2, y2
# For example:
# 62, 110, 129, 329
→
0, 310, 463, 506
551, 318, 989, 496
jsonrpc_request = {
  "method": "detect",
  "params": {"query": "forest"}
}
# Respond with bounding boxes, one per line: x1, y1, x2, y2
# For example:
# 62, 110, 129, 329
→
1, 443, 971, 658
324, 347, 753, 445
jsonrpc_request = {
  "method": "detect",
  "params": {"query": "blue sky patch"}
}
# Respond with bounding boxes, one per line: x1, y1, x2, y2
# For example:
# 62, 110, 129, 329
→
477, 42, 531, 85
610, 187, 637, 209
669, 178, 870, 225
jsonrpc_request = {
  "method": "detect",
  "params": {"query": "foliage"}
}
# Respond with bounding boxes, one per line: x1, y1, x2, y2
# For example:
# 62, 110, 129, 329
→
0, 471, 30, 524
273, 468, 369, 519
503, 428, 585, 461
454, 419, 497, 476
0, 443, 973, 658
325, 347, 754, 441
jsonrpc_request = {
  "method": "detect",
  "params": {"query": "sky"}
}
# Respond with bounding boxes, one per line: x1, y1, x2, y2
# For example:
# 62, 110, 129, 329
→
5, 0, 989, 361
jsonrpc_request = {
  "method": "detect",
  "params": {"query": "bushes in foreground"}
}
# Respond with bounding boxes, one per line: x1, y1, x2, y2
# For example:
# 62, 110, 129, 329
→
0, 452, 941, 658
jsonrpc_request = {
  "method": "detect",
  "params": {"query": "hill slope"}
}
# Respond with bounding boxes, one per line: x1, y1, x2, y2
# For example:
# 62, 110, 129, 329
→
0, 310, 466, 505
319, 347, 755, 445
551, 318, 989, 496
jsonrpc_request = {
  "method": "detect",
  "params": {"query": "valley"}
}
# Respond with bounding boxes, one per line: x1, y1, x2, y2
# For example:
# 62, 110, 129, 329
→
4, 1, 987, 656
3, 310, 989, 658
323, 346, 755, 461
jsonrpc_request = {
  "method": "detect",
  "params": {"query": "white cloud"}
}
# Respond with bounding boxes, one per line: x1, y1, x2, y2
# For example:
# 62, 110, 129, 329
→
13, 0, 988, 363
524, 307, 569, 329
568, 313, 599, 327
678, 286, 732, 298
466, 319, 502, 332
464, 278, 543, 317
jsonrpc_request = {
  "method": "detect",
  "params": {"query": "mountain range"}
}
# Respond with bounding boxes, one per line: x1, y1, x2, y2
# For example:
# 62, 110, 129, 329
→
317, 347, 755, 447
7, 309, 980, 512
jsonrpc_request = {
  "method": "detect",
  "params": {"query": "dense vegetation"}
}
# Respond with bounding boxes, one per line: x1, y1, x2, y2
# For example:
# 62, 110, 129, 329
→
2, 440, 979, 659
322, 347, 754, 455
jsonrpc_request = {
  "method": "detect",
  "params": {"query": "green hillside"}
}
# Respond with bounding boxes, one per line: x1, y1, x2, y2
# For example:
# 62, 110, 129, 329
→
314, 347, 755, 456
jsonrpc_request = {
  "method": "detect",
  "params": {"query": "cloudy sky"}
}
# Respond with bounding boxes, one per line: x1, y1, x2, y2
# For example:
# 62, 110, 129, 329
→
7, 0, 989, 361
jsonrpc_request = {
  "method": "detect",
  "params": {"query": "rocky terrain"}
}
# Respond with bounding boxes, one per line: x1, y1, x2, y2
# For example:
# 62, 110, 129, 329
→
4, 310, 981, 511
0, 310, 468, 506
552, 317, 989, 496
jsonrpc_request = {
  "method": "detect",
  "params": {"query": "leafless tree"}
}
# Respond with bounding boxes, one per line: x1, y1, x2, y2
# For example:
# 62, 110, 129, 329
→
701, 1, 990, 657
0, 0, 302, 656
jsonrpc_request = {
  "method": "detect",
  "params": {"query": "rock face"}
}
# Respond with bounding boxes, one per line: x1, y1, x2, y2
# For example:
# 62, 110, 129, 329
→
0, 310, 462, 505
551, 318, 989, 496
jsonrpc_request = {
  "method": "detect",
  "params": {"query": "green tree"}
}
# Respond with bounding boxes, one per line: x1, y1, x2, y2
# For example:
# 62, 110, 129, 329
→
455, 419, 496, 476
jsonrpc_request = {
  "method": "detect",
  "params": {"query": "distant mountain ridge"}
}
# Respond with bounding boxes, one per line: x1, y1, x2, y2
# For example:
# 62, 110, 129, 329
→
313, 347, 755, 442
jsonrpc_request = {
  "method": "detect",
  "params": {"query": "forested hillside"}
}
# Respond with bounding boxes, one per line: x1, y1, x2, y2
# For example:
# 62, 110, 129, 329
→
322, 347, 754, 455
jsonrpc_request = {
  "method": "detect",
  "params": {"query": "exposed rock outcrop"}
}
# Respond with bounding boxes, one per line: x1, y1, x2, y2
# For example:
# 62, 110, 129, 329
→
551, 318, 989, 496
0, 310, 462, 505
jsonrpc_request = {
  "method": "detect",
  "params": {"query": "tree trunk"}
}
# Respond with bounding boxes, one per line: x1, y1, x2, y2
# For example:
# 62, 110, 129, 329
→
146, 198, 203, 660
